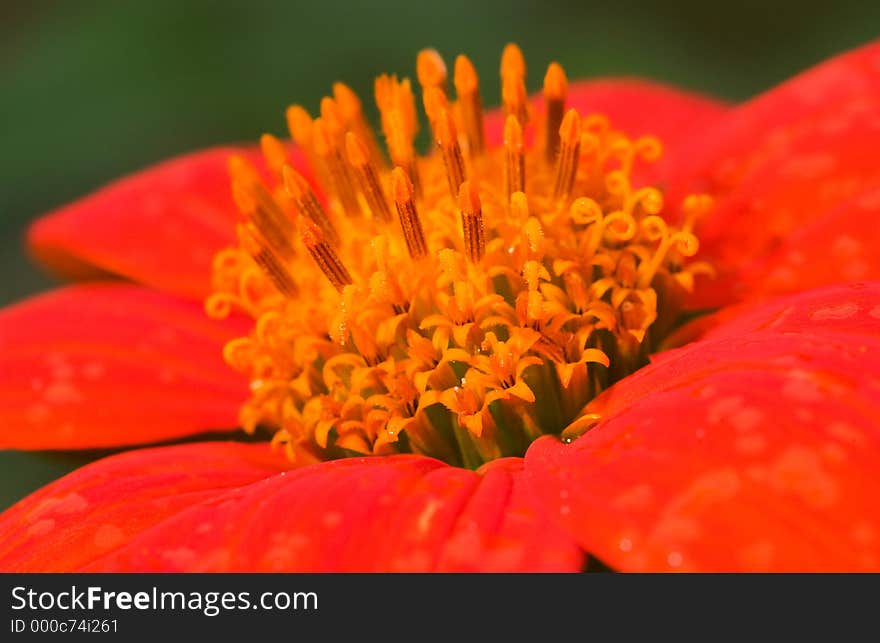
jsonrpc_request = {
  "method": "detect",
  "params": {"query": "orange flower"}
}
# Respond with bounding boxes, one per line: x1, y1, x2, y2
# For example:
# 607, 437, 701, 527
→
1, 41, 880, 572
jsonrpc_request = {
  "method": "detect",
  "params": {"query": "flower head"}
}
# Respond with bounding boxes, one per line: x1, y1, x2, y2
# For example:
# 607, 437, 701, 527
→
2, 40, 880, 573
207, 45, 710, 467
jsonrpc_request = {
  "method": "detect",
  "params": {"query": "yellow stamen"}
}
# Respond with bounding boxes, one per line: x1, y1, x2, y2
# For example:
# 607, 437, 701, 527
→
422, 85, 449, 137
458, 181, 485, 263
503, 114, 525, 201
229, 157, 296, 260
333, 82, 385, 167
386, 110, 422, 199
313, 117, 362, 216
282, 165, 339, 246
259, 133, 289, 181
501, 43, 528, 124
435, 108, 467, 199
502, 74, 529, 125
300, 218, 352, 292
375, 75, 421, 197
238, 223, 298, 297
286, 104, 313, 148
453, 54, 486, 156
416, 48, 448, 94
391, 167, 428, 259
542, 62, 568, 163
345, 132, 393, 221
552, 109, 581, 203
286, 105, 324, 185
500, 43, 526, 81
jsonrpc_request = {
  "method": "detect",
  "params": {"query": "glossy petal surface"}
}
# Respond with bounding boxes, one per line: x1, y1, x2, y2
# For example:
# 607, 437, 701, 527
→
0, 284, 250, 449
0, 447, 582, 572
526, 283, 880, 571
28, 146, 302, 300
0, 443, 291, 571
672, 42, 880, 306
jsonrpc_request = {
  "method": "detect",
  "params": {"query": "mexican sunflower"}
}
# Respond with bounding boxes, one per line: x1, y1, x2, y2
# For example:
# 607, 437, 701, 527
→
2, 40, 880, 573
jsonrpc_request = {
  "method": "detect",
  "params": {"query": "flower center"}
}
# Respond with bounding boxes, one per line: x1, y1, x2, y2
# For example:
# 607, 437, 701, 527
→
205, 44, 713, 469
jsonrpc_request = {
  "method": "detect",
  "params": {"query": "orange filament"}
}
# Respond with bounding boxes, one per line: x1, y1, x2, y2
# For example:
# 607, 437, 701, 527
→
435, 108, 467, 199
553, 109, 582, 203
345, 132, 392, 221
503, 114, 525, 201
458, 181, 485, 263
453, 54, 486, 156
375, 74, 421, 197
542, 62, 568, 163
206, 43, 711, 468
391, 167, 428, 259
312, 117, 362, 216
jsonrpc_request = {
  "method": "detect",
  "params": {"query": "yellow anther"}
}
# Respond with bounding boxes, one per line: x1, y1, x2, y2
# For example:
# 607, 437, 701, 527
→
345, 132, 392, 222
502, 74, 529, 125
457, 181, 485, 263
553, 109, 582, 203
229, 156, 296, 260
435, 108, 467, 199
542, 62, 568, 163
416, 48, 448, 93
500, 43, 526, 81
282, 165, 339, 246
312, 117, 362, 216
238, 223, 298, 298
391, 167, 428, 259
334, 81, 385, 167
286, 105, 313, 147
453, 54, 486, 155
300, 218, 353, 292
503, 114, 525, 201
260, 133, 289, 180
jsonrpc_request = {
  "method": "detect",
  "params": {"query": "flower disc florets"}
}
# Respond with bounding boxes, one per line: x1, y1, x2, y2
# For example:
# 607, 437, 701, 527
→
206, 44, 712, 468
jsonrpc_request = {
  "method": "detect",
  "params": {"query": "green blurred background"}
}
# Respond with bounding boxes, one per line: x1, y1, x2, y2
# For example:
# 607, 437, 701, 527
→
1, 0, 877, 511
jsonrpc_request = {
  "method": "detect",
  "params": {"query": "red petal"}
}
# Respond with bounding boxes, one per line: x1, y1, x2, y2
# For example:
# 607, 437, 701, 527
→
0, 447, 582, 571
28, 145, 307, 300
667, 42, 880, 306
0, 442, 291, 571
526, 282, 880, 571
92, 455, 581, 572
697, 181, 880, 306
0, 283, 250, 450
669, 40, 880, 202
